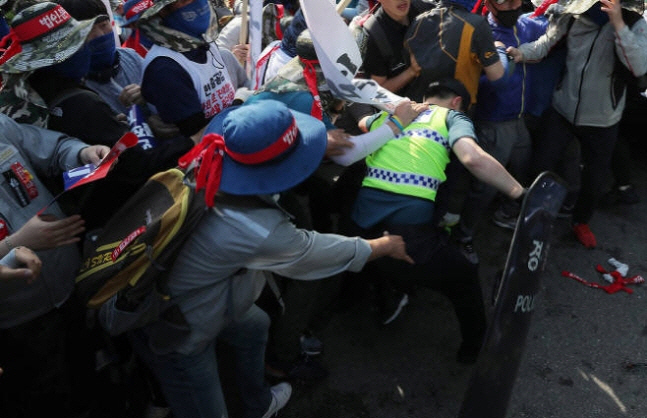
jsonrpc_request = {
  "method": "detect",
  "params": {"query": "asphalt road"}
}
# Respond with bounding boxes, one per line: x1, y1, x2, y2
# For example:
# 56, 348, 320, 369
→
274, 143, 647, 418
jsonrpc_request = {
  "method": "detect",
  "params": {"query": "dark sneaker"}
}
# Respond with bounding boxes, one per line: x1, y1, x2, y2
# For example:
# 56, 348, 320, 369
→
616, 185, 640, 204
492, 207, 517, 230
300, 331, 323, 356
458, 239, 479, 264
381, 292, 409, 325
288, 354, 329, 382
557, 204, 574, 218
456, 341, 482, 365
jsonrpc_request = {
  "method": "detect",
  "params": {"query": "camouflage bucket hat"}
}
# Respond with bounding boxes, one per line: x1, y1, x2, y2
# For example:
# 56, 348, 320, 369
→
564, 0, 644, 14
563, 0, 600, 14
139, 0, 178, 20
0, 2, 101, 74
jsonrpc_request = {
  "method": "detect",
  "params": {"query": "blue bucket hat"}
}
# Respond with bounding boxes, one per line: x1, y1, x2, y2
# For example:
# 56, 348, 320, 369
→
179, 100, 327, 203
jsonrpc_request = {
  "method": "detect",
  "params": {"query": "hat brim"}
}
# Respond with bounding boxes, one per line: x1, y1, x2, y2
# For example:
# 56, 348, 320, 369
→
0, 16, 99, 74
139, 0, 177, 20
206, 104, 327, 196
563, 0, 598, 15
121, 13, 144, 26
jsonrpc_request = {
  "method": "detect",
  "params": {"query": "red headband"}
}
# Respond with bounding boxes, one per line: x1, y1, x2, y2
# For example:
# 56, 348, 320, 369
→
0, 5, 72, 66
226, 117, 298, 165
126, 0, 154, 20
13, 5, 71, 43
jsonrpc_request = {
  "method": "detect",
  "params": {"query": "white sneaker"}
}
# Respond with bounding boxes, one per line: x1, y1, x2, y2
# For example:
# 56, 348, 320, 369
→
261, 382, 292, 418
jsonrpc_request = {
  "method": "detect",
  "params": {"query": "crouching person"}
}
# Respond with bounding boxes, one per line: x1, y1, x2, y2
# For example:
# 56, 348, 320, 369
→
128, 100, 413, 418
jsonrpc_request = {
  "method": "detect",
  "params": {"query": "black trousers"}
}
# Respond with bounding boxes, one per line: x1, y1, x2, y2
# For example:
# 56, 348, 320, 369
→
351, 221, 487, 349
531, 107, 619, 224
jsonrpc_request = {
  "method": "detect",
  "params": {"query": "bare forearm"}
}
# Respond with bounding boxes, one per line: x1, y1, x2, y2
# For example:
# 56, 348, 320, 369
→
454, 138, 524, 199
373, 66, 418, 94
468, 155, 524, 199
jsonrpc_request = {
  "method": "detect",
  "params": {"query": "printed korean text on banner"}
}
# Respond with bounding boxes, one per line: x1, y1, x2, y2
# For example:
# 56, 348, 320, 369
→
128, 104, 157, 150
299, 0, 406, 112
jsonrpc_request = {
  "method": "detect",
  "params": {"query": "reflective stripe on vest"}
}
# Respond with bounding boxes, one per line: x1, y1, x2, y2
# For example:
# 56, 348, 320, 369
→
363, 106, 450, 201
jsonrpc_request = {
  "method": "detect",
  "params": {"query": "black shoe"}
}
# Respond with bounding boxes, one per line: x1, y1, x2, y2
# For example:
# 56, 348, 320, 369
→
456, 342, 481, 365
492, 207, 518, 230
557, 204, 574, 218
299, 330, 323, 356
616, 185, 640, 204
288, 354, 329, 382
458, 238, 479, 264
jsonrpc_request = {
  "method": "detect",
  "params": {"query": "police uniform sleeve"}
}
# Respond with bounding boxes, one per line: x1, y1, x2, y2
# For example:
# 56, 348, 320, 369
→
446, 109, 477, 147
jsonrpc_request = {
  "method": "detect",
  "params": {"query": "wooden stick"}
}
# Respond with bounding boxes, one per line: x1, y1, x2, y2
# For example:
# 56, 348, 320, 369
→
335, 0, 353, 15
239, 0, 249, 45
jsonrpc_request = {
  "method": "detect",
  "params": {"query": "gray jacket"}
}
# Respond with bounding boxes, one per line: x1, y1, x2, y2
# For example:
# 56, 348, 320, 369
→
0, 114, 88, 328
519, 13, 647, 127
136, 196, 372, 355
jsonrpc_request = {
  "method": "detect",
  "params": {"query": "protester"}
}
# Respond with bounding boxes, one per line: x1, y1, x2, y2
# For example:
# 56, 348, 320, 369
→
451, 0, 545, 263
0, 113, 109, 418
356, 0, 425, 95
216, 0, 293, 66
404, 0, 513, 105
57, 0, 180, 139
138, 0, 248, 143
127, 99, 414, 418
506, 0, 647, 247
252, 7, 304, 90
119, 0, 156, 57
0, 1, 193, 229
244, 29, 424, 370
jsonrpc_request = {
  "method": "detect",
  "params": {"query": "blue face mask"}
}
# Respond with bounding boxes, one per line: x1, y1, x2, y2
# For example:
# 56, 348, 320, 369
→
88, 32, 117, 72
584, 2, 609, 26
48, 44, 92, 82
162, 0, 211, 39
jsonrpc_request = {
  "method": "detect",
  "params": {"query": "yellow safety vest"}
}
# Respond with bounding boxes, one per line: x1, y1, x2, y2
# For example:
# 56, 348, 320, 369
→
363, 106, 450, 201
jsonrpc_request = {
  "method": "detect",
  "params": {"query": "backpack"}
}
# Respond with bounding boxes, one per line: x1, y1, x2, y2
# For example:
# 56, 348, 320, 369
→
349, 4, 397, 77
75, 168, 207, 336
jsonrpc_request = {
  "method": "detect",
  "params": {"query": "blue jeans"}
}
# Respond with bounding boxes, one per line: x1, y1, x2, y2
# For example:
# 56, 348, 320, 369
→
130, 304, 272, 418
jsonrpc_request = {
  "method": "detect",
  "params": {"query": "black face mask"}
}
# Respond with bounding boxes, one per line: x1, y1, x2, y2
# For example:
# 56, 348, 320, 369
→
495, 6, 522, 27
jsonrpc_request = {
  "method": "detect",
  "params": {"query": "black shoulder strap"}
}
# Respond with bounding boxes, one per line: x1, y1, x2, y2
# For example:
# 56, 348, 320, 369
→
621, 8, 642, 28
363, 14, 396, 67
48, 88, 87, 113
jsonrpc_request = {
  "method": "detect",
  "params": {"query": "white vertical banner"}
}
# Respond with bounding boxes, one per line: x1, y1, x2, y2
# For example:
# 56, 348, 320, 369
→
299, 0, 405, 112
100, 0, 121, 45
248, 0, 263, 78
